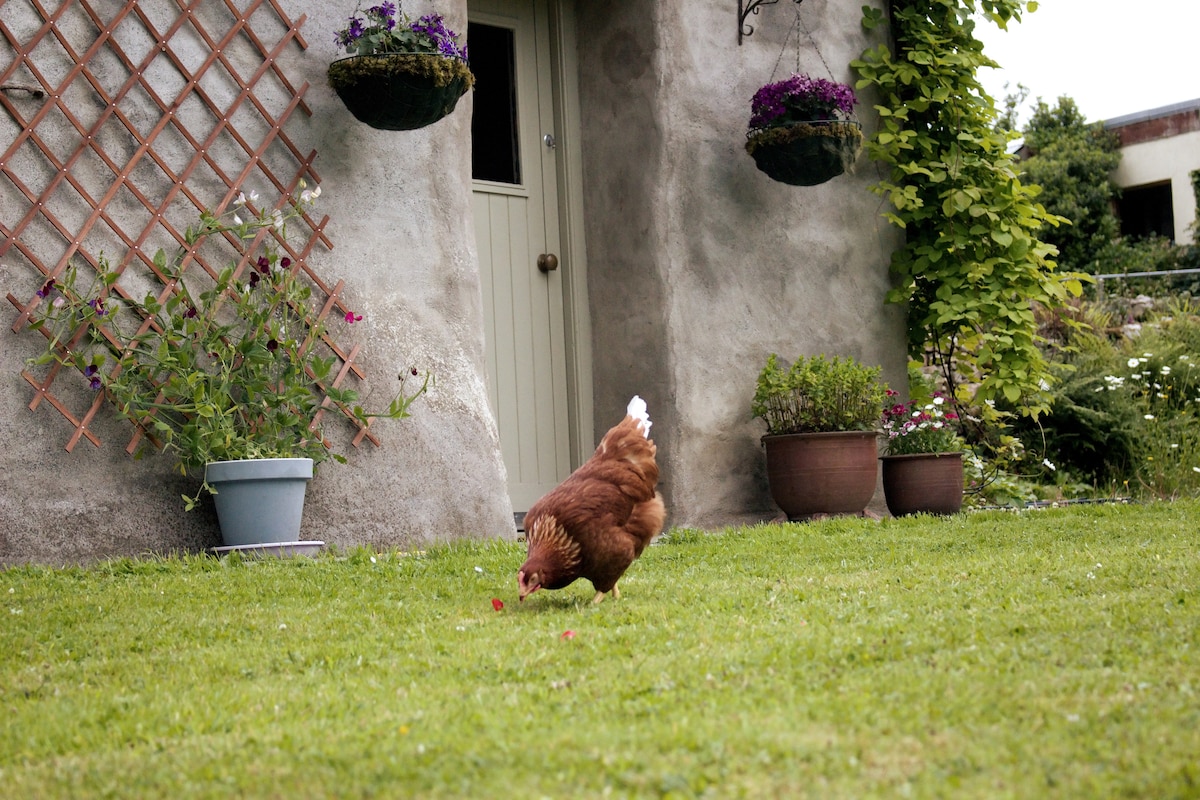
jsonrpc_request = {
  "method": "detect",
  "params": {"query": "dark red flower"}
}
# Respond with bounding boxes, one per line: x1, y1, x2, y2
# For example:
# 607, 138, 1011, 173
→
280, 257, 291, 269
267, 339, 279, 352
491, 598, 504, 611
561, 630, 576, 640
256, 256, 271, 274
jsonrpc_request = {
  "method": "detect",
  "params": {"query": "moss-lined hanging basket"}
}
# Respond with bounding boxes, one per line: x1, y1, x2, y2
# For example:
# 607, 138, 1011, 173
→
745, 120, 863, 186
327, 53, 475, 131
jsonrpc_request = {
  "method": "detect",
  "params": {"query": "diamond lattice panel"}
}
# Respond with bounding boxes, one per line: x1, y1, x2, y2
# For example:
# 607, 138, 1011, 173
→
2, 0, 382, 454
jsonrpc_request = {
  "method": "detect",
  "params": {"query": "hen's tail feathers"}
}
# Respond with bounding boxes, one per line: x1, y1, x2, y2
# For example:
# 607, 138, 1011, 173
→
628, 395, 651, 438
628, 492, 667, 553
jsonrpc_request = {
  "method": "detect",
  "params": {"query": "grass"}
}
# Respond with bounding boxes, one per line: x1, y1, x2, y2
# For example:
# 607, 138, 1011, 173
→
3, 501, 1199, 798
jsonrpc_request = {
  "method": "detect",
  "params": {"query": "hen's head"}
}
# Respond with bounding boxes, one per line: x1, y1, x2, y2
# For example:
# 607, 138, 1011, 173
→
517, 567, 542, 601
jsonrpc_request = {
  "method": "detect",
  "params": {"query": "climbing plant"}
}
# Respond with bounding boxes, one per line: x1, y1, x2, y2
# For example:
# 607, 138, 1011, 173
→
851, 0, 1085, 417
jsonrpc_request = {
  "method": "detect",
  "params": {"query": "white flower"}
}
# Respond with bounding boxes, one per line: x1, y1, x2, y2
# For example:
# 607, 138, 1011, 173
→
1039, 379, 1051, 391
1144, 414, 1155, 420
271, 210, 284, 230
300, 185, 322, 203
1193, 467, 1200, 474
1127, 358, 1140, 368
1042, 458, 1056, 471
1161, 366, 1172, 375
233, 214, 243, 225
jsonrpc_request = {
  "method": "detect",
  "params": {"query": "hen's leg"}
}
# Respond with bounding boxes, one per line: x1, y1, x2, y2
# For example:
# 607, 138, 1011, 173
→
591, 584, 620, 604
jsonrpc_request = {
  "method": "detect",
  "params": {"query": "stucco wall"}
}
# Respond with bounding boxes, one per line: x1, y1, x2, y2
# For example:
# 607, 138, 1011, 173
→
1, 1, 514, 564
577, 0, 906, 528
2, 0, 905, 564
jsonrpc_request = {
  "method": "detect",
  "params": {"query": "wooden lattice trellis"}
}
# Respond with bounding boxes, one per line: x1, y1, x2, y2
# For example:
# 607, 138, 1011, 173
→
1, 0, 383, 455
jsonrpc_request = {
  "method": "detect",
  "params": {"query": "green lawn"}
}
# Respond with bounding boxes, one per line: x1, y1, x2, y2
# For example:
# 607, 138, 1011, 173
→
3, 500, 1198, 798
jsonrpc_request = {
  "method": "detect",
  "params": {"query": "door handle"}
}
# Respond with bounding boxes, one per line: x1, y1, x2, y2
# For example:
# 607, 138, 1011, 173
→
537, 253, 559, 273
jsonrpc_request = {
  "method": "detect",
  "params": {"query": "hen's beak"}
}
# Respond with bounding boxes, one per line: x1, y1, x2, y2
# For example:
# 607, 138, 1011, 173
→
517, 570, 537, 602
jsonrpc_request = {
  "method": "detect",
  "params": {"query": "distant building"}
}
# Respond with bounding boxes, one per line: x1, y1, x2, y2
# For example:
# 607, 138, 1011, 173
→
1105, 98, 1200, 245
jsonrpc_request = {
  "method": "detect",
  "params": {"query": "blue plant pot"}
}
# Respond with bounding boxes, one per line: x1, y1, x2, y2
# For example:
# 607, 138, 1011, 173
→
204, 458, 313, 547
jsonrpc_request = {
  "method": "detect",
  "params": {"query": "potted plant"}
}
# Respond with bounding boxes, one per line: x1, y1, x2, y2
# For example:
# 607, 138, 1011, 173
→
27, 186, 429, 551
880, 387, 965, 516
328, 2, 474, 131
744, 73, 863, 186
752, 353, 888, 520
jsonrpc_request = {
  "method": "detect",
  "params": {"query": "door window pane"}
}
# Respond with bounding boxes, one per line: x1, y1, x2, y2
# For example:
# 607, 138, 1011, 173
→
469, 22, 520, 184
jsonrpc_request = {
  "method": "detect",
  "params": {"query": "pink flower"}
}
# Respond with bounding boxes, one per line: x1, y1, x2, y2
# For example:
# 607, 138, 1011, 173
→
491, 598, 504, 611
345, 311, 362, 324
561, 630, 576, 640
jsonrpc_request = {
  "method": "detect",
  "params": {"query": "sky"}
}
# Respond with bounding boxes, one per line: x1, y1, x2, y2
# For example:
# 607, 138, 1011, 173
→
973, 0, 1200, 126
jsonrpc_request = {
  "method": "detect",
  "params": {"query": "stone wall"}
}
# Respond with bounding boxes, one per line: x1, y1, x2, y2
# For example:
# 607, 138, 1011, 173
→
577, 0, 906, 529
0, 0, 513, 564
1, 0, 904, 564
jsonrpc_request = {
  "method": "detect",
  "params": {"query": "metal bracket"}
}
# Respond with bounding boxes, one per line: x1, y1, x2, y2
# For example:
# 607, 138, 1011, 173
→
738, 0, 804, 45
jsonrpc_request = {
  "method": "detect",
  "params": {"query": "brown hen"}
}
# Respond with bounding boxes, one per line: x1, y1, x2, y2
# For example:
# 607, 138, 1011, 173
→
517, 396, 665, 604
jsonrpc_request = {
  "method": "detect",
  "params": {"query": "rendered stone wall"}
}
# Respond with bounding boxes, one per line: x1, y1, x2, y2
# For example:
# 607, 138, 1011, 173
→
0, 0, 514, 564
577, 0, 907, 528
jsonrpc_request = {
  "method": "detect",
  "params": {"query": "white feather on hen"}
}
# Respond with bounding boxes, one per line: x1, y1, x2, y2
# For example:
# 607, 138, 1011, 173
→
627, 395, 651, 438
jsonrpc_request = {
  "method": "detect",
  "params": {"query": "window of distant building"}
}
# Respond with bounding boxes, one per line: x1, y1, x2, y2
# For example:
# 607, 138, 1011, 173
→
1117, 182, 1175, 241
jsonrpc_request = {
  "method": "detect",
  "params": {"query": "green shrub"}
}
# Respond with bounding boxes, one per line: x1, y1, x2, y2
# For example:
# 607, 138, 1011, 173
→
752, 353, 888, 434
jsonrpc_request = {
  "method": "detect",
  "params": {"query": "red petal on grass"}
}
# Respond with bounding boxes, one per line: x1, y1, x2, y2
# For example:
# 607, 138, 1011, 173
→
561, 630, 576, 640
491, 598, 504, 611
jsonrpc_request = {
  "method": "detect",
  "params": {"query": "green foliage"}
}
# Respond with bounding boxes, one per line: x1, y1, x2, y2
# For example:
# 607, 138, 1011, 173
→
3, 503, 1200, 797
752, 353, 888, 434
851, 0, 1085, 416
1008, 298, 1200, 498
1093, 237, 1200, 299
26, 190, 429, 509
1019, 97, 1122, 272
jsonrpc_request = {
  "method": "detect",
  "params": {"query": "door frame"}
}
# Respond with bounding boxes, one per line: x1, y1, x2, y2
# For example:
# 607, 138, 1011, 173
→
468, 0, 593, 488
543, 1, 593, 468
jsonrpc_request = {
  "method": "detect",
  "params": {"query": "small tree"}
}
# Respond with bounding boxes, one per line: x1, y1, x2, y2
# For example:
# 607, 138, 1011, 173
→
851, 0, 1085, 416
1019, 97, 1122, 272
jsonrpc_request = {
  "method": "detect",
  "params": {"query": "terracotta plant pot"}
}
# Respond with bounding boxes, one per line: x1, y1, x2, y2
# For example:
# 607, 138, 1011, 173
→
880, 452, 964, 517
762, 431, 878, 520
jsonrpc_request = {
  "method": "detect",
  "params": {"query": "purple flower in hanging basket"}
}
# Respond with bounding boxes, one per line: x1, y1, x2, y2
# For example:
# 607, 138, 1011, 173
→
750, 73, 857, 129
333, 3, 468, 60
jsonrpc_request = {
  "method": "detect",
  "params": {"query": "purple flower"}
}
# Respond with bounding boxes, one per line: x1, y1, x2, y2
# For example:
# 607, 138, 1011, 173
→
750, 73, 857, 128
256, 256, 271, 275
248, 271, 260, 288
36, 278, 56, 298
88, 298, 107, 317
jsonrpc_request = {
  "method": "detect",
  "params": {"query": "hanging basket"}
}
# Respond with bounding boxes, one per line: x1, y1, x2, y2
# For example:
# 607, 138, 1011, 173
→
745, 120, 863, 186
327, 53, 475, 131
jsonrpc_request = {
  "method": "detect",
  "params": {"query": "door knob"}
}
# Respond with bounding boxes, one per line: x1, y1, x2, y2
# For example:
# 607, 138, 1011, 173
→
537, 253, 559, 273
